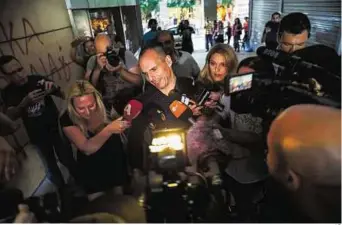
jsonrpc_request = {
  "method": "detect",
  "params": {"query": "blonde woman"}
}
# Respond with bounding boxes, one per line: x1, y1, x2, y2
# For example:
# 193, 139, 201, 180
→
199, 43, 238, 84
59, 80, 129, 200
198, 43, 238, 122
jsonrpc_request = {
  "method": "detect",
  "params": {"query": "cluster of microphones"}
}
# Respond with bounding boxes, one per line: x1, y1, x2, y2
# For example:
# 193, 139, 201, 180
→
122, 44, 340, 127
122, 92, 197, 129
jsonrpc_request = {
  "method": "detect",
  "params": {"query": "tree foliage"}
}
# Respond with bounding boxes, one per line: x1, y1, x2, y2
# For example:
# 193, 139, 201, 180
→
167, 0, 195, 8
140, 0, 159, 20
221, 0, 234, 7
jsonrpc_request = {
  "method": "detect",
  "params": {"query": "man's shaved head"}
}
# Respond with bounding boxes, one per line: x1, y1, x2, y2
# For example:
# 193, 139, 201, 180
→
267, 104, 341, 222
268, 104, 341, 185
95, 34, 112, 53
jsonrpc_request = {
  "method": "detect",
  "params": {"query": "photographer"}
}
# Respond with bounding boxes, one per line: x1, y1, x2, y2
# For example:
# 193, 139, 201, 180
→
0, 55, 77, 188
84, 34, 142, 114
267, 104, 341, 222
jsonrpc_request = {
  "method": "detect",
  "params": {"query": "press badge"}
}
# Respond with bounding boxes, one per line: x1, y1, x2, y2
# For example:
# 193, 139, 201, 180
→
213, 129, 223, 140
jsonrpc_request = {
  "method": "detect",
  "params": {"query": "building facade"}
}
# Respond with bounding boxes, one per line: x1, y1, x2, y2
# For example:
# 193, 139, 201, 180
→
66, 0, 144, 53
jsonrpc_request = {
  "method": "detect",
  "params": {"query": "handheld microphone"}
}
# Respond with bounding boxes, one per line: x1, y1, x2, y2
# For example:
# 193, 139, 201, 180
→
169, 100, 195, 124
123, 99, 143, 122
256, 46, 296, 67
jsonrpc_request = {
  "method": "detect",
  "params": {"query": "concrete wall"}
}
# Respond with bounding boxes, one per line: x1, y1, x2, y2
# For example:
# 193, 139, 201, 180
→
0, 0, 82, 193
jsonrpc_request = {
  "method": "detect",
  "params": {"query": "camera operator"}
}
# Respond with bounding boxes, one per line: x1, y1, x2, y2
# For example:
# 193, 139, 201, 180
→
267, 104, 341, 223
0, 55, 77, 188
84, 34, 142, 114
156, 30, 200, 80
277, 12, 310, 53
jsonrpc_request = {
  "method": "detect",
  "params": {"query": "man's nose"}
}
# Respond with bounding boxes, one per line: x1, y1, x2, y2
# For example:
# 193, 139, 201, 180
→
148, 73, 156, 82
288, 45, 296, 53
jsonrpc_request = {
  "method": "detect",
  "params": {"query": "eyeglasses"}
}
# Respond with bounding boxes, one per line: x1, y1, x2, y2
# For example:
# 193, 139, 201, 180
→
6, 67, 23, 76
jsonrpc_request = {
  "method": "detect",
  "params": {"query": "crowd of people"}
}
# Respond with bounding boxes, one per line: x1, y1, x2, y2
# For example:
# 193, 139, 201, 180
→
204, 16, 249, 53
0, 11, 340, 223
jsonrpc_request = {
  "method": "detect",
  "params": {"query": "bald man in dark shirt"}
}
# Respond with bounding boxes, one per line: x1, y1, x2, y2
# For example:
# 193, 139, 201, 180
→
267, 104, 341, 223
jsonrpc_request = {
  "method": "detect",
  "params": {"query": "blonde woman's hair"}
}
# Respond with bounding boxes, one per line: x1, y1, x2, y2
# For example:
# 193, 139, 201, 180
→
65, 80, 108, 135
199, 43, 238, 84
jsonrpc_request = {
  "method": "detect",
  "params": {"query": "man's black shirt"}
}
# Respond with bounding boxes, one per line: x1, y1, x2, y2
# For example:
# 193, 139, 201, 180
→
264, 21, 279, 44
1, 75, 59, 140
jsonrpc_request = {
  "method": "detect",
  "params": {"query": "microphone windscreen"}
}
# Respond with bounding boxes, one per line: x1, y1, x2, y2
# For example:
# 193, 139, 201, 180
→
123, 99, 143, 122
169, 100, 188, 118
169, 100, 193, 122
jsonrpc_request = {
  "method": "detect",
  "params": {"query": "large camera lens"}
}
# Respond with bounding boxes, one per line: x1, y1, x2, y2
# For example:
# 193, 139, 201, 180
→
105, 48, 121, 67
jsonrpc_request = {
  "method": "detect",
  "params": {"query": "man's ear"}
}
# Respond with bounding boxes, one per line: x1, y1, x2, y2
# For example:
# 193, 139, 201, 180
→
285, 169, 300, 191
165, 55, 172, 67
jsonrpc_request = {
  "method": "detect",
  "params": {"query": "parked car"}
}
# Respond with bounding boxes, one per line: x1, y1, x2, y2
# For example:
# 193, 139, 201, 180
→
167, 26, 182, 50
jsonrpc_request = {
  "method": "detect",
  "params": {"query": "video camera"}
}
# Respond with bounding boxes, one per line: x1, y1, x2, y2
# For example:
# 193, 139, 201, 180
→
140, 100, 221, 222
224, 45, 341, 122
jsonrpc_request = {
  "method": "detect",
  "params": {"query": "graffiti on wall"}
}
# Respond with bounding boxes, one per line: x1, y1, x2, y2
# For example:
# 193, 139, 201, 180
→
0, 18, 76, 151
0, 18, 73, 83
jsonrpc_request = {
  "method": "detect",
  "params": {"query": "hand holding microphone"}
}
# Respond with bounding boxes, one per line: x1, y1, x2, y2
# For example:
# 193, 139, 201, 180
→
123, 99, 143, 124
108, 117, 130, 134
188, 99, 203, 116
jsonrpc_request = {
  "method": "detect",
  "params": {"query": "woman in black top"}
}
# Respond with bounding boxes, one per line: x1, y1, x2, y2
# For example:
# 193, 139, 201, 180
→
60, 80, 130, 200
233, 18, 242, 52
179, 20, 195, 54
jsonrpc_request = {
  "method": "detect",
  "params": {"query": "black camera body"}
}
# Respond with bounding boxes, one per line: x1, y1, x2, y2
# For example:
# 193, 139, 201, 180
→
227, 73, 340, 126
226, 46, 341, 122
105, 47, 122, 67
